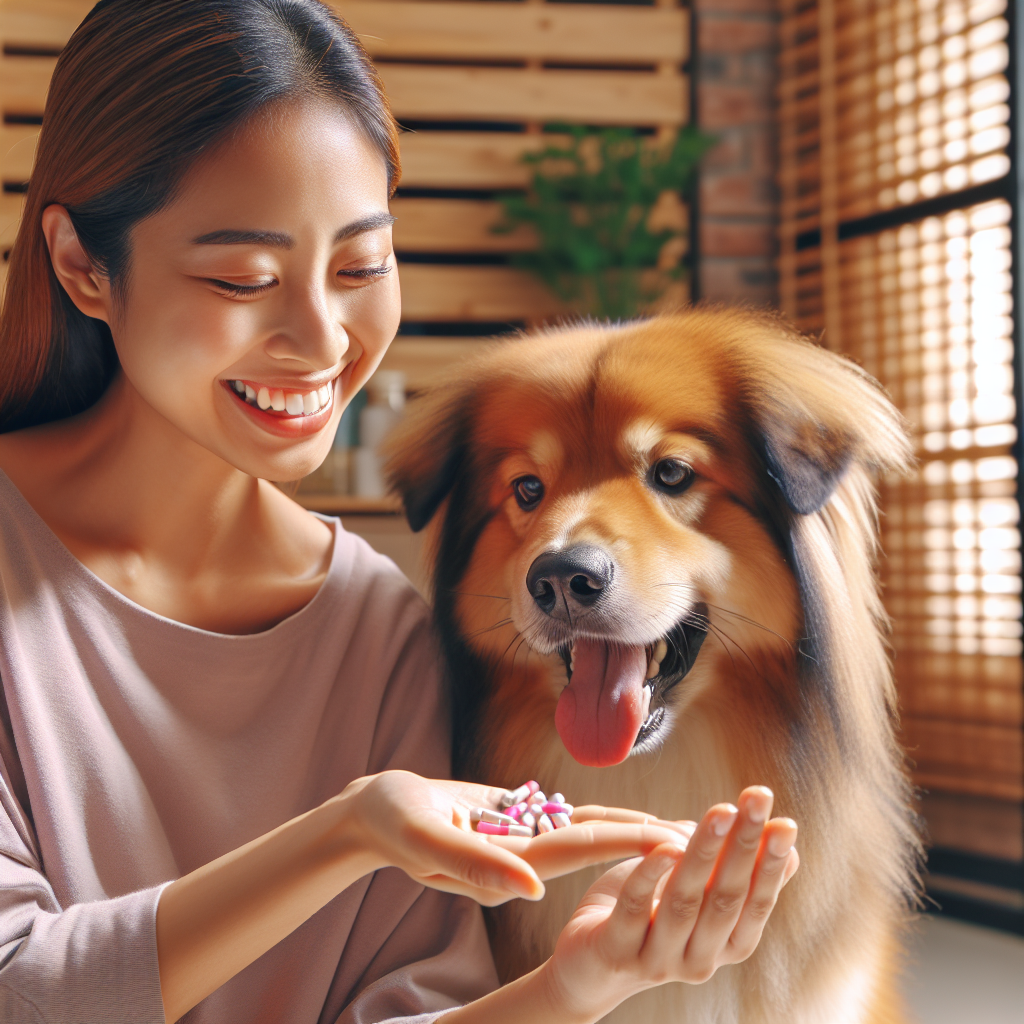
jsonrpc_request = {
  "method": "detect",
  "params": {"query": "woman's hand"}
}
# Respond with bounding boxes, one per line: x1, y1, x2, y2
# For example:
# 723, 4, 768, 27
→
337, 771, 696, 907
539, 786, 798, 1022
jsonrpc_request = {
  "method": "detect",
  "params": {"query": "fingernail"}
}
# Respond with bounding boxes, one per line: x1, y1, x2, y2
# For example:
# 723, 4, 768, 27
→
747, 790, 772, 823
713, 806, 738, 836
508, 876, 543, 900
770, 823, 798, 856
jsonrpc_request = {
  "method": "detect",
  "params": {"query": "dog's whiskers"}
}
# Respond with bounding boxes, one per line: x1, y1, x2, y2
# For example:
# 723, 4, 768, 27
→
466, 617, 515, 640
653, 583, 792, 647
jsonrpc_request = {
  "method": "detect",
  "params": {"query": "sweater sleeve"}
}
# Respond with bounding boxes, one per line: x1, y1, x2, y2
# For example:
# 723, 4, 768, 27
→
0, 769, 168, 1024
325, 567, 501, 1023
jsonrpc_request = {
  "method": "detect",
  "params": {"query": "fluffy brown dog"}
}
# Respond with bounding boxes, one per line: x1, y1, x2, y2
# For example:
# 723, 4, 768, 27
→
386, 309, 921, 1023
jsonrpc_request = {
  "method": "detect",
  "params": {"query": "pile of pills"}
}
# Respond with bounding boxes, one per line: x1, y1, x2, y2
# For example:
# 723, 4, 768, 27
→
469, 780, 574, 838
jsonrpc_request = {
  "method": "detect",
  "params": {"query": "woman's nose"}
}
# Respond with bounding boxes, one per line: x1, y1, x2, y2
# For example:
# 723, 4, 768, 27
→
265, 281, 349, 366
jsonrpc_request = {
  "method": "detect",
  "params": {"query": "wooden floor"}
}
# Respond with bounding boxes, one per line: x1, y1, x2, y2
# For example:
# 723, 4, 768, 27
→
901, 916, 1024, 1024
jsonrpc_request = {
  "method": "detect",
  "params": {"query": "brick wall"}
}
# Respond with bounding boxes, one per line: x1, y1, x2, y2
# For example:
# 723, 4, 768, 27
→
694, 0, 778, 307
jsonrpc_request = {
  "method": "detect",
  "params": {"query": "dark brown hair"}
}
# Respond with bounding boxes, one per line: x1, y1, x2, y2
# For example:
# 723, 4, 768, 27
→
0, 0, 400, 431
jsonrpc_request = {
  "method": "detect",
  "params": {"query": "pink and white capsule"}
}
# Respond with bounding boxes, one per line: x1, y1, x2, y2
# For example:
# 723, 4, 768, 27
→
501, 780, 540, 808
520, 812, 537, 831
551, 812, 572, 829
471, 808, 517, 826
476, 821, 533, 838
537, 814, 555, 833
550, 793, 565, 804
540, 802, 573, 816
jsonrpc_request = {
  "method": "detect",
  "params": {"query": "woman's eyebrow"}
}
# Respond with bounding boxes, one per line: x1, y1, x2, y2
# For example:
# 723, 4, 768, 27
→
191, 229, 294, 248
190, 213, 395, 249
334, 212, 396, 242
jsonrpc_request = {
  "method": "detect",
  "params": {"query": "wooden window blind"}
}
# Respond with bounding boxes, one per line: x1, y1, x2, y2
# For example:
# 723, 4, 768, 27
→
778, 0, 1021, 809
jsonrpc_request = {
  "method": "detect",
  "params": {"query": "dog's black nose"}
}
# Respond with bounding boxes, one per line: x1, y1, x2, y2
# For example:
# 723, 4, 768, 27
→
527, 546, 614, 616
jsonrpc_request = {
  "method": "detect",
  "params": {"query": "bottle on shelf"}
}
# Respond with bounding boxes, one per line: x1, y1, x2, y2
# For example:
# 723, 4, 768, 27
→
353, 370, 406, 498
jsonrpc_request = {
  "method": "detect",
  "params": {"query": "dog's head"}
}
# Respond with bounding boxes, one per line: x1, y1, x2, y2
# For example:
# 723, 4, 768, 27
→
386, 310, 911, 771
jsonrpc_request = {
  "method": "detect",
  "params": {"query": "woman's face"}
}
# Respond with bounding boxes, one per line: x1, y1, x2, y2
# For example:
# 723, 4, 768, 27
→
111, 95, 400, 481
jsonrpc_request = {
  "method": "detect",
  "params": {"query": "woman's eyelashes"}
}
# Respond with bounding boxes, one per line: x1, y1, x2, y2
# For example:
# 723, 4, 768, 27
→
206, 261, 391, 297
208, 278, 277, 298
337, 261, 391, 282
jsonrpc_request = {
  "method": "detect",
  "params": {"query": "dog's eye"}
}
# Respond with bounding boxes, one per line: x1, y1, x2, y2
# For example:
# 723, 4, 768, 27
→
650, 458, 695, 494
513, 475, 545, 511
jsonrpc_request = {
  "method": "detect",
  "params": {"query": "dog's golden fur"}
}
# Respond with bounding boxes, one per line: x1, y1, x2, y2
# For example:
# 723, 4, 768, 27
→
386, 310, 922, 1023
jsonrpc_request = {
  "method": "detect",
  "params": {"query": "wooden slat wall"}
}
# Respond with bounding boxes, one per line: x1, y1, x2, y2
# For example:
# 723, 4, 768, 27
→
777, 0, 1021, 804
0, 0, 691, 366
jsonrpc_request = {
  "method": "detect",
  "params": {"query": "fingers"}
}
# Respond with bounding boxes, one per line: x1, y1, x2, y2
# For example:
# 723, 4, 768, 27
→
675, 787, 773, 976
643, 801, 739, 974
499, 821, 695, 881
409, 813, 544, 904
573, 806, 697, 837
725, 817, 798, 963
600, 844, 687, 961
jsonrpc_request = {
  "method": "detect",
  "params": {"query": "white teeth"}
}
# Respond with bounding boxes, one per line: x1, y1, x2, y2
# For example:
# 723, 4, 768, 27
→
232, 381, 333, 417
654, 639, 668, 663
569, 643, 576, 672
641, 684, 653, 722
646, 658, 660, 679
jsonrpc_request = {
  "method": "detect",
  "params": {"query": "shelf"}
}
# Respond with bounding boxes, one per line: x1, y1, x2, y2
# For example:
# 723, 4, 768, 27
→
297, 494, 403, 516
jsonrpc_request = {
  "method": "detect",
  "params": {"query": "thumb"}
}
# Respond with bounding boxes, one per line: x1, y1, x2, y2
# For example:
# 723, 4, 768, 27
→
414, 816, 545, 901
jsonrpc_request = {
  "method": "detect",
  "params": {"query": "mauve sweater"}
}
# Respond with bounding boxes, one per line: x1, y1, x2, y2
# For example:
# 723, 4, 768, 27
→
0, 468, 498, 1023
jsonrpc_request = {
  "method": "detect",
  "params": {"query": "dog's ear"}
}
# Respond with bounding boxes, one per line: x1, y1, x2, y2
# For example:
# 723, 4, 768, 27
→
759, 411, 855, 516
741, 319, 911, 516
383, 388, 471, 532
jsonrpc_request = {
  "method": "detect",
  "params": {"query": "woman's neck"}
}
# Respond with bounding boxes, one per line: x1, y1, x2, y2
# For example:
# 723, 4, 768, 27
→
0, 372, 333, 634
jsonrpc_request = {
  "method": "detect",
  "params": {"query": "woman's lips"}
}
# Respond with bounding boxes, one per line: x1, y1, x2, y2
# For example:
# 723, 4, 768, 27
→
222, 378, 336, 438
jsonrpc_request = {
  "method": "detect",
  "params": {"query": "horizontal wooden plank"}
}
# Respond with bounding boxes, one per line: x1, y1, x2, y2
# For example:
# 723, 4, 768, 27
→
0, 192, 26, 249
335, 1, 688, 65
399, 263, 565, 321
1, 56, 688, 128
399, 131, 544, 189
0, 2, 687, 65
4, 126, 695, 195
0, 123, 40, 181
0, 54, 55, 115
0, 1, 91, 50
377, 337, 495, 390
382, 64, 688, 127
391, 197, 535, 253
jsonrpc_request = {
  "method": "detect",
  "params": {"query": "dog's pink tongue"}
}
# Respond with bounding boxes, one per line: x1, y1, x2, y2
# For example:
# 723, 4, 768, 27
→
555, 639, 647, 767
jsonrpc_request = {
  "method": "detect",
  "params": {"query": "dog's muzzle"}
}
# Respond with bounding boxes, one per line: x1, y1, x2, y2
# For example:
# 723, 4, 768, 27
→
526, 545, 614, 618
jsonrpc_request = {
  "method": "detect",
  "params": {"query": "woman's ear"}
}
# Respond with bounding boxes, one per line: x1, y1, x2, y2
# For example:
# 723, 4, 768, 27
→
41, 204, 111, 322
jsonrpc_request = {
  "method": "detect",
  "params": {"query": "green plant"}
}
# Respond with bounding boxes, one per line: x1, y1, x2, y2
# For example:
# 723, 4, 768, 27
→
494, 124, 715, 321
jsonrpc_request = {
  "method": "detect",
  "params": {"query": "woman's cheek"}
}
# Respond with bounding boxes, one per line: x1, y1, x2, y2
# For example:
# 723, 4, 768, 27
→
115, 294, 253, 419
342, 269, 402, 387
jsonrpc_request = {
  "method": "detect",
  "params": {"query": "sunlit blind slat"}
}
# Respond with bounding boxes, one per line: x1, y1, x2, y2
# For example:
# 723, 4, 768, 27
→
777, 0, 1021, 802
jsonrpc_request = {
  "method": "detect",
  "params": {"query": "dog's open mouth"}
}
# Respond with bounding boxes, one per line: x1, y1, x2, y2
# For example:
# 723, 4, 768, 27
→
555, 604, 709, 766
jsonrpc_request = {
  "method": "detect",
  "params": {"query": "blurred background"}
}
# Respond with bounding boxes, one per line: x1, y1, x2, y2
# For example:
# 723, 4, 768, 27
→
1, 1, 1021, 1018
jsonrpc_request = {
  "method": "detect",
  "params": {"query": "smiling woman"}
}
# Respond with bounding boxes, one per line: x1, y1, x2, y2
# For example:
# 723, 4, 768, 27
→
0, 3, 799, 1023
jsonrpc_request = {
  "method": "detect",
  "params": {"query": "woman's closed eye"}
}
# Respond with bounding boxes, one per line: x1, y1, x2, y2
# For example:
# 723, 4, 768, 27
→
336, 261, 391, 283
207, 277, 277, 298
